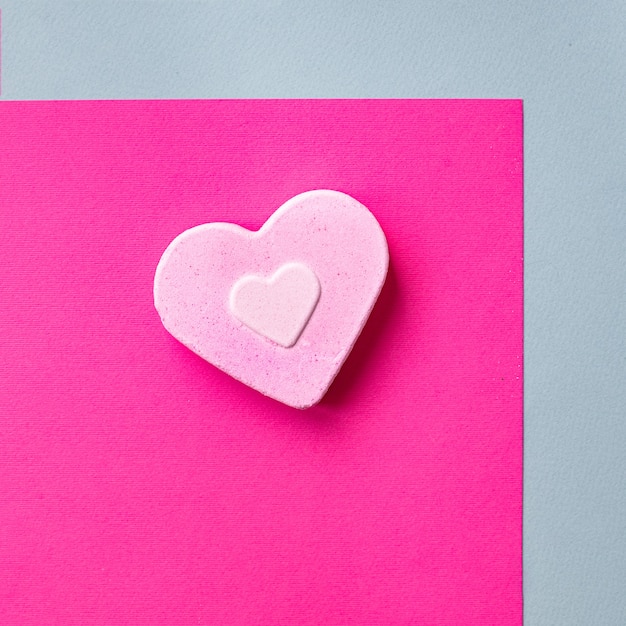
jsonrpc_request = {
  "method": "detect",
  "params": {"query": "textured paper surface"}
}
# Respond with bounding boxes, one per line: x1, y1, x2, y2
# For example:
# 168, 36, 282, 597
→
0, 99, 523, 624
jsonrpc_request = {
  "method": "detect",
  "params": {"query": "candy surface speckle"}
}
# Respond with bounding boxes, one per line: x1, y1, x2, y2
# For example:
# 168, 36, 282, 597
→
154, 189, 389, 408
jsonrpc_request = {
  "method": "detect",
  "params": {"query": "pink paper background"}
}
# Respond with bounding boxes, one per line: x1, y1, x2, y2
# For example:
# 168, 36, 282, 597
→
0, 100, 523, 625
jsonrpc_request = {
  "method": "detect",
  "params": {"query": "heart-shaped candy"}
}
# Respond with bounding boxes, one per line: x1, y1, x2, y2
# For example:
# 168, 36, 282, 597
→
154, 190, 388, 408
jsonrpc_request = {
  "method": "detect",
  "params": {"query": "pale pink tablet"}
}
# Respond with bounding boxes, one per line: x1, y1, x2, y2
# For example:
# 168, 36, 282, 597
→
154, 190, 389, 408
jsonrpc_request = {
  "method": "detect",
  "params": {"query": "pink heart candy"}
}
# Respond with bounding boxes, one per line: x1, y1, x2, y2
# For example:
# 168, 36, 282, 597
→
154, 190, 389, 408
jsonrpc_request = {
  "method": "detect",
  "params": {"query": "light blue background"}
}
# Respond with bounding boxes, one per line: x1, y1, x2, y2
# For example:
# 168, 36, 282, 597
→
2, 2, 625, 624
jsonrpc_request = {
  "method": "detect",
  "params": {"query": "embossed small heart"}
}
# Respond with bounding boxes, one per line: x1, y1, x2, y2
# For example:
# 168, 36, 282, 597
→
229, 262, 321, 349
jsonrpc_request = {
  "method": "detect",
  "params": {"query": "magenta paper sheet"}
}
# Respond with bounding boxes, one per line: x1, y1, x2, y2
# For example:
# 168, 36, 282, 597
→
0, 100, 523, 625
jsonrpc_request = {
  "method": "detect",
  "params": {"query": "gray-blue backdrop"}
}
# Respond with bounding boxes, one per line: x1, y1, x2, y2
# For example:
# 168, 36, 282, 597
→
2, 2, 625, 624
